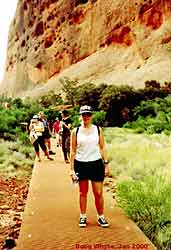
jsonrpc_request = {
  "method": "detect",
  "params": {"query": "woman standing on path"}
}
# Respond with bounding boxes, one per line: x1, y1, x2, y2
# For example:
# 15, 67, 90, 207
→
29, 115, 54, 162
70, 105, 110, 228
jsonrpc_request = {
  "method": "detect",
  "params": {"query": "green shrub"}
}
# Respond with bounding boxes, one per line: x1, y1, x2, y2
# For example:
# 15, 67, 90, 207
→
117, 176, 171, 250
92, 111, 107, 126
124, 97, 171, 134
15, 129, 30, 145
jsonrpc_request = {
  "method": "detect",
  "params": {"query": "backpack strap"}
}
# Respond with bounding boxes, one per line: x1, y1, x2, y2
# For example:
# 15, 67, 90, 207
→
76, 125, 80, 138
96, 125, 100, 136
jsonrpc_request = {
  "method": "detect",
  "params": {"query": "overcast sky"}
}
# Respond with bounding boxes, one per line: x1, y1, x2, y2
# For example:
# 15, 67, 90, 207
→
0, 0, 18, 82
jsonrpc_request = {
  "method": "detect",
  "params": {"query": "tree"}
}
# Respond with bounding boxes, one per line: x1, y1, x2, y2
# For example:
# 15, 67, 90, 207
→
38, 90, 63, 108
76, 83, 107, 110
59, 77, 78, 106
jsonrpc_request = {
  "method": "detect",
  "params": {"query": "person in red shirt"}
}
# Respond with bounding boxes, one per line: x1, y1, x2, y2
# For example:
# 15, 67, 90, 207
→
53, 117, 60, 147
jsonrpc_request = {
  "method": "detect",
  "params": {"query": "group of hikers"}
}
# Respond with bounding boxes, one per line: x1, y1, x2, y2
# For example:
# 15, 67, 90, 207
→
29, 106, 110, 228
29, 109, 71, 163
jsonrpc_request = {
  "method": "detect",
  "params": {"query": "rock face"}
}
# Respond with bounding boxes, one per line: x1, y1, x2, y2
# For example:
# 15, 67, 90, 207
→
1, 0, 171, 97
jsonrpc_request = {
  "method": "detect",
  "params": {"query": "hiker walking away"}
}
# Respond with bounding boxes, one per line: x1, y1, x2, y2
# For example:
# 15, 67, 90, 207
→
61, 110, 72, 163
29, 115, 54, 162
70, 105, 110, 228
53, 117, 60, 147
38, 111, 55, 155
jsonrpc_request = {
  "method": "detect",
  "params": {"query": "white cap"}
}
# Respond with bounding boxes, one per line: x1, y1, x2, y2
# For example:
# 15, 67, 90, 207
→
79, 105, 92, 114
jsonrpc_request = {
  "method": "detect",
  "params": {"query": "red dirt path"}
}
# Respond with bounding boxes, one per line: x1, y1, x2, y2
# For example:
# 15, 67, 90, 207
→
16, 147, 157, 250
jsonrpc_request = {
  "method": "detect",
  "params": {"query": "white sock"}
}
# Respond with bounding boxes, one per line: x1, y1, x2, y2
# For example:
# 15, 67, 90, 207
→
80, 214, 86, 218
98, 214, 104, 219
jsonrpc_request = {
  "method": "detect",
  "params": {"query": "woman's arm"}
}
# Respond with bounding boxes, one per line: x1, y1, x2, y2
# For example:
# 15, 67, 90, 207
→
99, 127, 110, 176
29, 120, 34, 131
70, 129, 77, 172
70, 129, 78, 180
61, 121, 71, 130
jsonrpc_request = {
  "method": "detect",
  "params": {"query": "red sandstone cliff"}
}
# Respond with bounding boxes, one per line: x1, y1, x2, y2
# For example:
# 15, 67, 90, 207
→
1, 0, 171, 97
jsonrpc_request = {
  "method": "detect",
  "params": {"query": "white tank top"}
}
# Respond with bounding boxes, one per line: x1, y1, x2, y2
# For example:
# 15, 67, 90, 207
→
75, 124, 101, 162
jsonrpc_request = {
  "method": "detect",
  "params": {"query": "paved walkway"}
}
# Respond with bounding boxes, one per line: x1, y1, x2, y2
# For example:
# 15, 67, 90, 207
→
17, 143, 157, 250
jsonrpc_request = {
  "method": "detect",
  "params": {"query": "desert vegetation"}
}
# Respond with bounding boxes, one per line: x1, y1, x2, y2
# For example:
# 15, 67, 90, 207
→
1, 78, 171, 249
105, 128, 171, 250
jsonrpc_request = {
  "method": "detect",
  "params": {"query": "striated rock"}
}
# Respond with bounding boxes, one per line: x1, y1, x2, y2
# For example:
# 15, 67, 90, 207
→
0, 205, 10, 210
0, 0, 171, 97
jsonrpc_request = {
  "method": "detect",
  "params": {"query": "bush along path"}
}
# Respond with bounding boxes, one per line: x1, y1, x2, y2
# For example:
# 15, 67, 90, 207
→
16, 144, 157, 250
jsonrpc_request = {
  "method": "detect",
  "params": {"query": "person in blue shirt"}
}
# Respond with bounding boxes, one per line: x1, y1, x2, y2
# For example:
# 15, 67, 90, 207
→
38, 111, 56, 155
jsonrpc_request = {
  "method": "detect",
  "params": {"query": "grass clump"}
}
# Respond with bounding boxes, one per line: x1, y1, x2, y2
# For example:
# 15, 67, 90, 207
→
104, 127, 171, 249
0, 140, 34, 179
117, 176, 171, 250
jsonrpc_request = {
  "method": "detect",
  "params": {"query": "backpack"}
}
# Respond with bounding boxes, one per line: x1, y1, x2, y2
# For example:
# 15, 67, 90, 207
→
29, 130, 38, 144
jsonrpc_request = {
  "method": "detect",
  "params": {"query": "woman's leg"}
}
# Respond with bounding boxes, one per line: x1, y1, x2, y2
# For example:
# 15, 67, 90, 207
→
62, 135, 68, 161
47, 138, 51, 151
46, 138, 55, 154
55, 133, 59, 146
33, 140, 41, 161
39, 136, 53, 160
36, 151, 41, 161
79, 180, 89, 214
65, 135, 70, 160
78, 180, 89, 227
91, 181, 104, 215
91, 181, 109, 227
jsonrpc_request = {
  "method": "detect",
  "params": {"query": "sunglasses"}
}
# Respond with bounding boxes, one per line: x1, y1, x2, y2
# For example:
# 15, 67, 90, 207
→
82, 113, 92, 117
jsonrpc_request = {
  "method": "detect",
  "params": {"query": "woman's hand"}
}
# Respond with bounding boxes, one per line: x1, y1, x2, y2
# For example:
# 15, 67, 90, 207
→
30, 124, 34, 130
69, 170, 78, 181
104, 163, 110, 177
71, 173, 78, 181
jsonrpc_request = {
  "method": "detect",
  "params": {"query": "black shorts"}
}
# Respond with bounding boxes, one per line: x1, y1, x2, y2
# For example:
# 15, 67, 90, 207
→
74, 159, 105, 182
33, 136, 47, 153
43, 133, 51, 139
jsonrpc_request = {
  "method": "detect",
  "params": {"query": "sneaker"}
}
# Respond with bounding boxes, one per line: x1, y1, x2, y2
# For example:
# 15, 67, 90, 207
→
98, 217, 109, 228
49, 150, 56, 155
79, 217, 87, 227
47, 157, 54, 161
